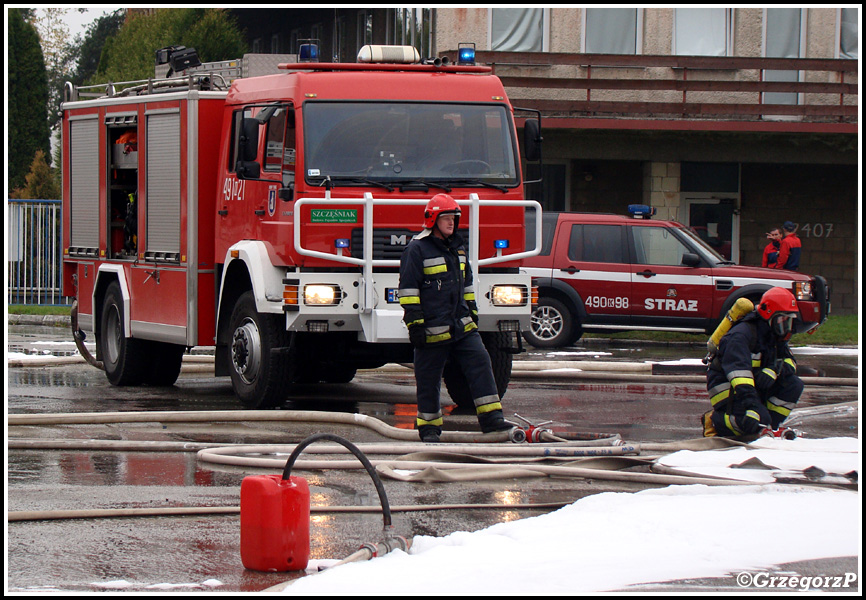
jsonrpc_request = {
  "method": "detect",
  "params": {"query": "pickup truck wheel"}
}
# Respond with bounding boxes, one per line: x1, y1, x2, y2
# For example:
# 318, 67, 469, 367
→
228, 291, 292, 409
524, 297, 579, 348
100, 281, 148, 386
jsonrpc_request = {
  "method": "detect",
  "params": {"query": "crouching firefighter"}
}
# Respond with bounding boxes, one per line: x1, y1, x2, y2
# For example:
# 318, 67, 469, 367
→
703, 287, 804, 439
398, 194, 513, 443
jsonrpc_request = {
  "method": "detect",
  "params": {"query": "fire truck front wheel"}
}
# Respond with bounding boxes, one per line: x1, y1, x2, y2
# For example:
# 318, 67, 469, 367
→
228, 291, 292, 409
100, 281, 148, 386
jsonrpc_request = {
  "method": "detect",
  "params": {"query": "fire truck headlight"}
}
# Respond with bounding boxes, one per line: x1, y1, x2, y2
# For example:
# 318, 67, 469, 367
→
491, 285, 527, 307
304, 284, 341, 305
793, 281, 812, 300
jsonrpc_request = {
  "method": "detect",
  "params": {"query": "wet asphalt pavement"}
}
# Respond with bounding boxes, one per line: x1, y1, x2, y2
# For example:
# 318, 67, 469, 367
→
6, 322, 860, 593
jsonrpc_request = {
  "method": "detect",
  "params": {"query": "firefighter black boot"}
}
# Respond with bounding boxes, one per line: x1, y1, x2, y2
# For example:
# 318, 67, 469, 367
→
477, 409, 513, 434
418, 425, 441, 443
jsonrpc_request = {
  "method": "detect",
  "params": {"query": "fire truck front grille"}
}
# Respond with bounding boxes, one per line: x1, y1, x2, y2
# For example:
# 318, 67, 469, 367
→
350, 228, 472, 260
350, 228, 417, 260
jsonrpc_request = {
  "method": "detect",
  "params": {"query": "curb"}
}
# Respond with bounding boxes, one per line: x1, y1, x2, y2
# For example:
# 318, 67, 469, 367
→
8, 314, 72, 328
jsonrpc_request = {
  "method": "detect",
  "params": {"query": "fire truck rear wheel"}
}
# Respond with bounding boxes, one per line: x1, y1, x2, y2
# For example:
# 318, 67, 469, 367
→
100, 281, 148, 386
143, 341, 185, 386
228, 291, 291, 409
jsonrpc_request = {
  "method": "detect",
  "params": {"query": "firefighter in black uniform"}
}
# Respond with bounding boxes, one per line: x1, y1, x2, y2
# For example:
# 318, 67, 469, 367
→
704, 287, 804, 438
398, 194, 512, 443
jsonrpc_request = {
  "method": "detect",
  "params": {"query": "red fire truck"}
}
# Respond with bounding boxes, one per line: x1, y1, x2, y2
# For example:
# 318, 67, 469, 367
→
61, 45, 542, 409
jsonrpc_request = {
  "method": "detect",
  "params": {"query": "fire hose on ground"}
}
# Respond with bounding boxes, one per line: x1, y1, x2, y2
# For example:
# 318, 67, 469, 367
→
8, 409, 751, 491
15, 313, 861, 387
6, 409, 623, 445
6, 410, 800, 581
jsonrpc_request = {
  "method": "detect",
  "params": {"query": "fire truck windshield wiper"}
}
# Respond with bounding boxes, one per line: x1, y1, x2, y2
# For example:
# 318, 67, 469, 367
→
319, 176, 395, 191
447, 178, 510, 192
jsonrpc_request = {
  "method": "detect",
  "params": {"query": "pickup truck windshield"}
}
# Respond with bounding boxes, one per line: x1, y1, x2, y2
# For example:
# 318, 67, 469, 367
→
303, 102, 519, 187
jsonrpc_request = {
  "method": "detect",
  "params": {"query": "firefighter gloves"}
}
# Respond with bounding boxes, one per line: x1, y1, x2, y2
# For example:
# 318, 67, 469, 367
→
409, 326, 427, 349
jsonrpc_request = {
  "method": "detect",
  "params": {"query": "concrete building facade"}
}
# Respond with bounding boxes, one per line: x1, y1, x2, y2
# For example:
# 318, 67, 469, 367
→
229, 7, 859, 314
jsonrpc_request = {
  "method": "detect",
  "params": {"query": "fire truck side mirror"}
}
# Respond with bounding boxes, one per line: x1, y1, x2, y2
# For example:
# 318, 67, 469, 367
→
239, 118, 260, 162
237, 160, 261, 179
237, 117, 262, 180
523, 118, 542, 163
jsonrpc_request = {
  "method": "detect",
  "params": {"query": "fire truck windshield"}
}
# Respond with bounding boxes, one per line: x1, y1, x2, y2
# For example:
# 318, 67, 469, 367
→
303, 102, 519, 187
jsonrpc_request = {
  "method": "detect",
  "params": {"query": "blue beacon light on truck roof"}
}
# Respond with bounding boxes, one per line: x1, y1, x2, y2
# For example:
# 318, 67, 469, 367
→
298, 43, 319, 63
628, 204, 657, 219
458, 43, 476, 66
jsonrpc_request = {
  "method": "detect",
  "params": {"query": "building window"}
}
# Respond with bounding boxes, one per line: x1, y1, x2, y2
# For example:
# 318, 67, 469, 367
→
763, 8, 804, 105
584, 8, 641, 54
674, 8, 731, 56
839, 8, 858, 59
333, 15, 347, 62
490, 8, 547, 52
358, 10, 373, 48
386, 8, 432, 57
310, 23, 323, 46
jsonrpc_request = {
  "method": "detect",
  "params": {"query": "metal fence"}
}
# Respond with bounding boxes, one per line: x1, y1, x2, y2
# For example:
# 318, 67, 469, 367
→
7, 199, 70, 306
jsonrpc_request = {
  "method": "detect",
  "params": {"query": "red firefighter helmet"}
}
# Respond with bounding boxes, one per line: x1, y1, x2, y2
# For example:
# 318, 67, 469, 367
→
756, 287, 800, 339
423, 194, 461, 230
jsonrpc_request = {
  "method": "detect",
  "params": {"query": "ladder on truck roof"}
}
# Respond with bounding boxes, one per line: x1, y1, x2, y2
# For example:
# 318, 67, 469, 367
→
63, 73, 230, 102
63, 53, 296, 102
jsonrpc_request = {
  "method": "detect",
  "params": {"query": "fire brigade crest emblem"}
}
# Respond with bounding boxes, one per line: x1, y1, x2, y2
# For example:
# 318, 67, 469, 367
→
268, 188, 277, 217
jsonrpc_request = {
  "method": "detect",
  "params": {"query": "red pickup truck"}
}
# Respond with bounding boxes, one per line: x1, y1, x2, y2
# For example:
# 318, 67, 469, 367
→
521, 208, 830, 347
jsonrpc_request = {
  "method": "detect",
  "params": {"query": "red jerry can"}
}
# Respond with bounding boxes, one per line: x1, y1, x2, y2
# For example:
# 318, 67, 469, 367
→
240, 474, 310, 571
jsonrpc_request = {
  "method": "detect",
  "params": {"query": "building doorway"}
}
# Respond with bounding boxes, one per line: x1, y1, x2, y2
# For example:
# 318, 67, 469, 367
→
683, 196, 738, 262
680, 162, 740, 262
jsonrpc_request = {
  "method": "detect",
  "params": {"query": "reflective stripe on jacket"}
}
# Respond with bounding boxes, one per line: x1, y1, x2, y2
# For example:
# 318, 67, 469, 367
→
398, 233, 478, 345
707, 312, 797, 413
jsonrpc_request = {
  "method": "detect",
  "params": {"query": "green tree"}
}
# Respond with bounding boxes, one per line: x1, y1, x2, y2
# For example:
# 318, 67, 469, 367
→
94, 8, 247, 84
8, 8, 51, 191
70, 9, 126, 87
52, 9, 125, 193
32, 7, 74, 132
10, 149, 61, 200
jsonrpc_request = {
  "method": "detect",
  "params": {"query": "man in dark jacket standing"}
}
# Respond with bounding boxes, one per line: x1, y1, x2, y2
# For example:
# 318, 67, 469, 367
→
703, 287, 803, 438
398, 194, 512, 443
775, 221, 801, 271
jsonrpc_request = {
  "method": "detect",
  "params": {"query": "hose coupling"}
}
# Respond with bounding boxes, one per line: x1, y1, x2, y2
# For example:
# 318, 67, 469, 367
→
508, 427, 527, 443
512, 413, 555, 443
